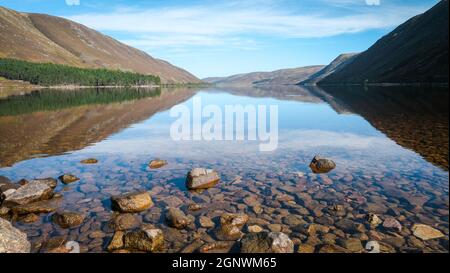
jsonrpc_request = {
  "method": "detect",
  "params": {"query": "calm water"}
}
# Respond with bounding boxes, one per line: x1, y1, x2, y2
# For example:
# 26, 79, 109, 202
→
0, 85, 448, 253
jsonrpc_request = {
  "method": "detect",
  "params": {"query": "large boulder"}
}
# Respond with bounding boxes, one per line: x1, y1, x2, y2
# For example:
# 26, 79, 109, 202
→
241, 232, 294, 253
33, 178, 58, 189
186, 168, 220, 190
3, 180, 53, 206
216, 213, 249, 241
111, 191, 153, 213
0, 218, 31, 253
165, 207, 192, 229
123, 228, 164, 252
309, 155, 336, 174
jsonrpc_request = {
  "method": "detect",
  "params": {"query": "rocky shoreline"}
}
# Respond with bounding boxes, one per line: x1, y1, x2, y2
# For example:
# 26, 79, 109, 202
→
1, 156, 448, 253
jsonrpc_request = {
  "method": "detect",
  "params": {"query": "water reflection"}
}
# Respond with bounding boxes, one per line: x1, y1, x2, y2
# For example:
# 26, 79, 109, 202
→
312, 85, 449, 170
0, 87, 198, 167
0, 85, 448, 253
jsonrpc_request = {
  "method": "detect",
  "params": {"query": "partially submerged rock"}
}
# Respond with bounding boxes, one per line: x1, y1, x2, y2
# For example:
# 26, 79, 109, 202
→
0, 217, 31, 253
59, 174, 80, 184
148, 159, 168, 169
80, 158, 98, 164
107, 231, 125, 252
3, 180, 53, 206
32, 178, 58, 189
216, 213, 249, 241
111, 191, 153, 213
186, 168, 220, 190
123, 228, 164, 252
53, 211, 85, 228
12, 197, 61, 215
165, 207, 192, 229
309, 155, 336, 174
241, 232, 294, 253
412, 224, 444, 241
0, 176, 19, 192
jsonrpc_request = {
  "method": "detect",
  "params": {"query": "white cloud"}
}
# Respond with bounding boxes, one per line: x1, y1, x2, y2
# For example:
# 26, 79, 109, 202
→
64, 1, 426, 50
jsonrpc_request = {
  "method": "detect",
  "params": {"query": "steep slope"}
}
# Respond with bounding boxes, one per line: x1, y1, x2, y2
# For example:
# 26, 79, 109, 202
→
300, 53, 359, 85
205, 66, 324, 86
320, 0, 449, 85
0, 6, 200, 84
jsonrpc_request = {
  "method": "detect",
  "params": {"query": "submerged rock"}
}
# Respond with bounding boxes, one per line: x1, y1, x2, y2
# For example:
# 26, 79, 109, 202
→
148, 159, 168, 169
186, 168, 220, 190
0, 217, 31, 253
342, 238, 364, 252
248, 225, 263, 233
165, 207, 192, 229
309, 156, 336, 174
367, 213, 383, 227
3, 180, 53, 206
412, 224, 444, 241
199, 216, 215, 229
216, 213, 249, 241
53, 211, 85, 228
59, 174, 80, 184
123, 228, 164, 252
19, 213, 40, 223
109, 214, 141, 231
241, 232, 294, 253
383, 217, 402, 232
319, 244, 351, 253
199, 241, 236, 253
111, 191, 153, 213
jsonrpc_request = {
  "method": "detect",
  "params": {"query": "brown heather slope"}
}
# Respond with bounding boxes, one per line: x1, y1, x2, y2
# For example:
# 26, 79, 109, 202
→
0, 6, 200, 84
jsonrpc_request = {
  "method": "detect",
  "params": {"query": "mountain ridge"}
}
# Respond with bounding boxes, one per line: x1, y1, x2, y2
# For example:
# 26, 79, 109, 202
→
203, 65, 324, 86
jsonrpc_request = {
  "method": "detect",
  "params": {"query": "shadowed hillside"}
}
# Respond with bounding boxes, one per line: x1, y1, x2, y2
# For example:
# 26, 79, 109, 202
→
320, 1, 449, 85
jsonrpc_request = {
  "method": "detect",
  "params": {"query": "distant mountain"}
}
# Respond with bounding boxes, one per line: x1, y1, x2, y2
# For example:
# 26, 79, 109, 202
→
300, 53, 359, 85
320, 0, 449, 85
0, 6, 200, 84
204, 66, 324, 86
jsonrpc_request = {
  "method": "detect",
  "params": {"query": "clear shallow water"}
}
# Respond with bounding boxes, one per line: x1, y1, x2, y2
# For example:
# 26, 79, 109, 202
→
0, 85, 448, 253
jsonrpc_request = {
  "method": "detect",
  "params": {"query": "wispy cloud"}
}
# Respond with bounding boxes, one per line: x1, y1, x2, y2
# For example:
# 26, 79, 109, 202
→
64, 1, 428, 50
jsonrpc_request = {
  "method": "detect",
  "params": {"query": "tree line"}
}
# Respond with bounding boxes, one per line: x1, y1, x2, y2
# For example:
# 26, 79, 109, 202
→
0, 58, 160, 86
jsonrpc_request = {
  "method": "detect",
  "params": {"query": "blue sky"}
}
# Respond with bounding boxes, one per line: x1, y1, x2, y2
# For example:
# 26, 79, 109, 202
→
0, 0, 440, 78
